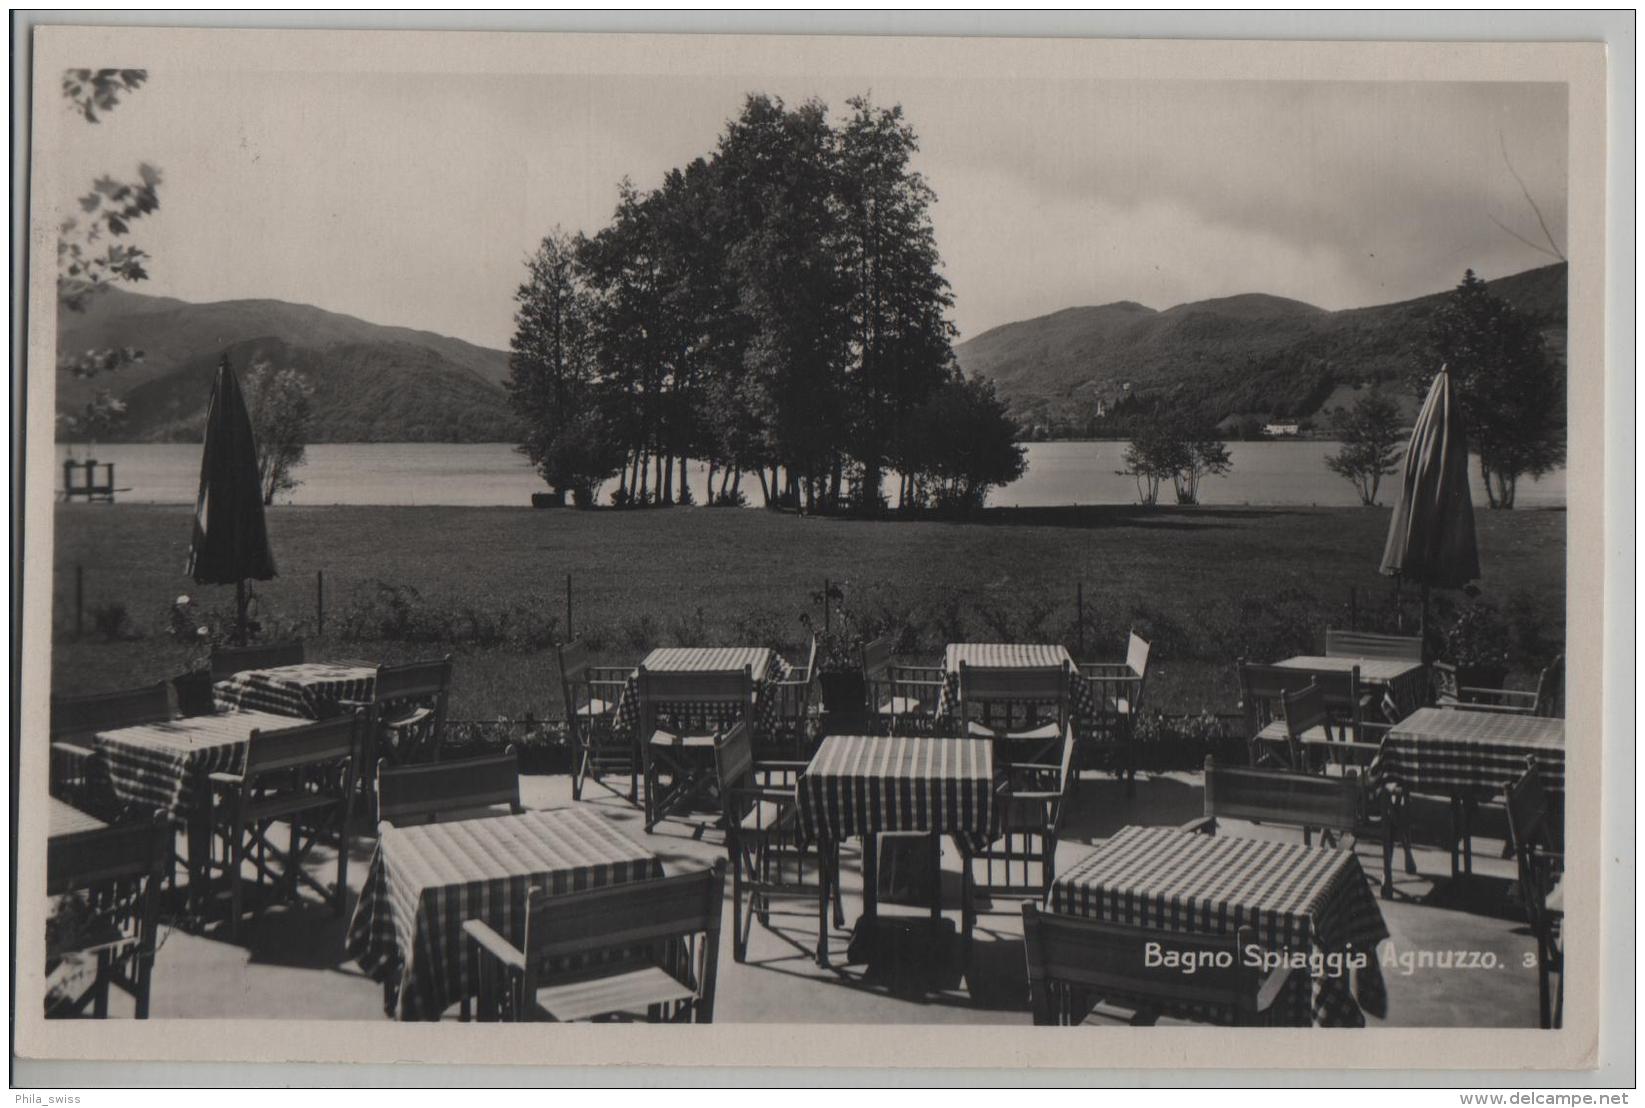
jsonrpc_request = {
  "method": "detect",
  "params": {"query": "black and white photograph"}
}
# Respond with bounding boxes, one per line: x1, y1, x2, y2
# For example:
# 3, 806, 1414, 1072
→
13, 22, 1617, 1076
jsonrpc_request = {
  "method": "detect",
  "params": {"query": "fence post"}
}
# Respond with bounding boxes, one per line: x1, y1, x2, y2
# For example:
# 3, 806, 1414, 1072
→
1349, 585, 1357, 631
1076, 581, 1084, 658
823, 578, 831, 634
565, 573, 573, 639
316, 569, 325, 637
75, 564, 84, 639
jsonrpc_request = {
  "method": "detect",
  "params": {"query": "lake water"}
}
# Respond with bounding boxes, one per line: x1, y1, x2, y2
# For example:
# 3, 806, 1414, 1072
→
54, 440, 1566, 509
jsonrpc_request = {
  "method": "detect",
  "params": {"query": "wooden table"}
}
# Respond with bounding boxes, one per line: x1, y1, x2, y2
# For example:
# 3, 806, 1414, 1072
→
92, 710, 303, 913
1277, 654, 1429, 721
1374, 707, 1565, 879
1051, 825, 1391, 1027
213, 661, 377, 719
345, 807, 662, 1020
796, 734, 996, 971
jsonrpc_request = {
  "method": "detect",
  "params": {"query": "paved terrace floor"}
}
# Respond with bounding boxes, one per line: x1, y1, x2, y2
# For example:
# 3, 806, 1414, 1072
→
77, 770, 1553, 1027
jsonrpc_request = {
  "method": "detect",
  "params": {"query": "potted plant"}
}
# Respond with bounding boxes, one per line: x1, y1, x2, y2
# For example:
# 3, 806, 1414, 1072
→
167, 594, 217, 716
1441, 598, 1512, 693
800, 581, 866, 712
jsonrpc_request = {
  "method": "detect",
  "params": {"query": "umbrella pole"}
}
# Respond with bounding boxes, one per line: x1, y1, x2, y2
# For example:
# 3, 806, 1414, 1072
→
236, 579, 248, 646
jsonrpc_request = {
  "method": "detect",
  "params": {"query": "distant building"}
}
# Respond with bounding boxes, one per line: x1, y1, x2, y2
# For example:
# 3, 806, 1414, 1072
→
1264, 422, 1301, 437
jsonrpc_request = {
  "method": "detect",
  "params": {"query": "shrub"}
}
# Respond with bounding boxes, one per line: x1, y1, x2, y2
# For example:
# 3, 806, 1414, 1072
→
91, 600, 134, 641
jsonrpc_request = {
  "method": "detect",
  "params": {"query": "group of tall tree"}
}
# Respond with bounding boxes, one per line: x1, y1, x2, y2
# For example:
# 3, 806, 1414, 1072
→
506, 93, 1024, 513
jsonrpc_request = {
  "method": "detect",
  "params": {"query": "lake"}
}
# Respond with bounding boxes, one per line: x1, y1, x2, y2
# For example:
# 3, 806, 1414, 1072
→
54, 440, 1567, 510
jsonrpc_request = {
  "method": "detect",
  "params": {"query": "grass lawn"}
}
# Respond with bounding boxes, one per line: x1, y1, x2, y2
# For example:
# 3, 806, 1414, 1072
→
47, 501, 1566, 719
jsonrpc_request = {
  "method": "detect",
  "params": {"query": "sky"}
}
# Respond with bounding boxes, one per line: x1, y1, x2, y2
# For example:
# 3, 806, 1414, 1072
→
48, 71, 1569, 350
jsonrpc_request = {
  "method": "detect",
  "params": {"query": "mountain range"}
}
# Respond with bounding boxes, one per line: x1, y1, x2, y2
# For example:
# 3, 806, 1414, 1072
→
54, 288, 520, 442
952, 262, 1567, 436
55, 262, 1565, 443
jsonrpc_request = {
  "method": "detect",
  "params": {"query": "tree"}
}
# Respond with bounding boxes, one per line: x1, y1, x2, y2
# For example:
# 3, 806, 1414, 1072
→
1118, 413, 1233, 505
1423, 269, 1565, 508
505, 230, 618, 504
1324, 388, 1405, 505
242, 361, 314, 505
903, 377, 1026, 512
56, 68, 161, 449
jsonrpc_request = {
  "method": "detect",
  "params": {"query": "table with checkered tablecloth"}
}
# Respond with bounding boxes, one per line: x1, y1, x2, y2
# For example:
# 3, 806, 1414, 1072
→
1277, 655, 1430, 723
797, 734, 998, 851
344, 807, 663, 1020
92, 711, 302, 821
1050, 825, 1391, 1028
934, 643, 1097, 728
1373, 707, 1565, 798
612, 646, 791, 741
213, 661, 378, 719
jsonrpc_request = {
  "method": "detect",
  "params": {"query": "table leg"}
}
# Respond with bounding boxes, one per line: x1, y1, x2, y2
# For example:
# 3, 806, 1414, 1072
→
186, 803, 212, 919
929, 831, 942, 925
862, 833, 879, 921
816, 840, 832, 968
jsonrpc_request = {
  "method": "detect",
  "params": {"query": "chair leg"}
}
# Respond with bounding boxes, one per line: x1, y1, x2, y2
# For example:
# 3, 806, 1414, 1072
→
732, 848, 748, 963
228, 828, 245, 940
335, 813, 349, 917
816, 845, 832, 968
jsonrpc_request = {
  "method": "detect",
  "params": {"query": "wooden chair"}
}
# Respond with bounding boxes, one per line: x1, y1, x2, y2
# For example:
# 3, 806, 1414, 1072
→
45, 812, 171, 1019
1020, 905, 1290, 1026
974, 722, 1077, 899
1505, 757, 1563, 1029
1435, 655, 1564, 718
354, 656, 454, 800
1186, 755, 1410, 899
713, 719, 842, 962
465, 861, 727, 1023
207, 713, 358, 939
860, 637, 943, 735
638, 665, 754, 833
956, 661, 1071, 767
49, 682, 171, 810
209, 640, 305, 681
1325, 629, 1423, 662
1238, 661, 1338, 769
1078, 631, 1152, 796
766, 634, 819, 758
377, 748, 524, 828
556, 642, 633, 803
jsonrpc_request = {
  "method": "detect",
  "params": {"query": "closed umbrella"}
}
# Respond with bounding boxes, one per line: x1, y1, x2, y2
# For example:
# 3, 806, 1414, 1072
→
1379, 364, 1480, 649
186, 355, 276, 644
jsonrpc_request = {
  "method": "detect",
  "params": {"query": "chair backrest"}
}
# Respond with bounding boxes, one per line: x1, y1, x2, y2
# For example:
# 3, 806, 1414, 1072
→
796, 634, 819, 684
375, 655, 454, 706
521, 861, 728, 1020
861, 636, 894, 681
210, 640, 305, 680
1021, 903, 1263, 1024
1534, 655, 1565, 717
1202, 755, 1360, 833
959, 662, 1071, 735
557, 640, 590, 686
1236, 661, 1317, 736
712, 720, 757, 825
1324, 629, 1422, 662
1281, 681, 1331, 740
1125, 632, 1152, 684
377, 748, 522, 827
636, 665, 754, 706
1504, 756, 1560, 859
244, 714, 359, 780
46, 813, 173, 897
50, 682, 172, 741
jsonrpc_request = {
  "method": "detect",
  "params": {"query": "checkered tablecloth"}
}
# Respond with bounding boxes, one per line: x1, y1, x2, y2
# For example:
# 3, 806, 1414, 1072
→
344, 807, 663, 1021
796, 734, 997, 850
935, 643, 1096, 726
1373, 707, 1565, 798
213, 662, 378, 719
92, 711, 301, 821
613, 646, 790, 741
1050, 825, 1390, 1027
1278, 655, 1429, 723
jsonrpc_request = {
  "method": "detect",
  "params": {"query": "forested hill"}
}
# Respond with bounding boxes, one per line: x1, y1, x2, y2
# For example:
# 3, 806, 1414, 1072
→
54, 288, 521, 442
953, 263, 1567, 437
